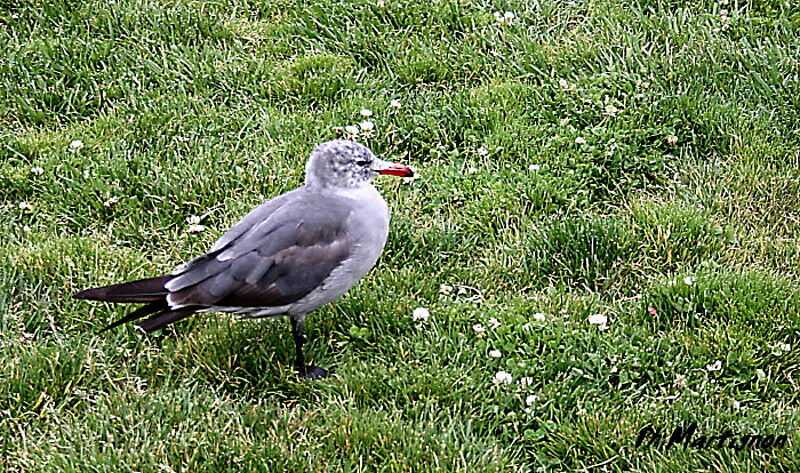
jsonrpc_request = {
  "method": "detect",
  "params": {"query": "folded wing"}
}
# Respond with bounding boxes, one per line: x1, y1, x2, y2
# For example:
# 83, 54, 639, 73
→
166, 191, 355, 310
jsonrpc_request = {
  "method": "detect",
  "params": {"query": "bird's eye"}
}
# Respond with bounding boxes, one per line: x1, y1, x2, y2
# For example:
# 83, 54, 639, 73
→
355, 160, 371, 166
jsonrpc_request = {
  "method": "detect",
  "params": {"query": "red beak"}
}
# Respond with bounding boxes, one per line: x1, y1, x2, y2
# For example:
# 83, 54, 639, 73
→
376, 163, 414, 177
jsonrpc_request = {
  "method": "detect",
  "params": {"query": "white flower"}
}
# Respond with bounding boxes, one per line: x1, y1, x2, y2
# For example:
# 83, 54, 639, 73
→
187, 215, 202, 225
674, 374, 688, 388
519, 377, 534, 388
439, 284, 453, 295
755, 369, 767, 382
69, 139, 85, 152
389, 99, 401, 109
412, 307, 430, 322
472, 323, 485, 334
359, 108, 373, 118
575, 136, 587, 145
477, 146, 489, 157
344, 125, 360, 136
186, 224, 206, 234
528, 164, 540, 172
487, 317, 501, 329
558, 78, 570, 89
771, 342, 791, 355
683, 276, 696, 285
504, 11, 515, 20
30, 166, 44, 175
666, 134, 679, 146
706, 360, 722, 372
588, 313, 607, 327
604, 104, 619, 115
359, 120, 375, 132
525, 394, 539, 406
467, 166, 478, 174
532, 312, 546, 322
494, 370, 513, 384
103, 196, 119, 208
18, 201, 33, 211
489, 350, 502, 358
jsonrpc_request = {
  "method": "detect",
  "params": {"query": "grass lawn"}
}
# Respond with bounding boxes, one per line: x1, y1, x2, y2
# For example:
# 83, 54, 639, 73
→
2, 0, 800, 471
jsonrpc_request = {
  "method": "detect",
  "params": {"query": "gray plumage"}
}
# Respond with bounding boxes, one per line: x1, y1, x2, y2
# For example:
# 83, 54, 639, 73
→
74, 139, 413, 379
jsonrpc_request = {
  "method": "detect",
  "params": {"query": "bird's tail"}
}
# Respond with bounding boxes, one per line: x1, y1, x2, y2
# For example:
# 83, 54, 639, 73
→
74, 275, 201, 332
73, 275, 172, 303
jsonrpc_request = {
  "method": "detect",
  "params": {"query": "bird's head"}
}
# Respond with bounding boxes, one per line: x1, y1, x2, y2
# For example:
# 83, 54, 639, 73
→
305, 140, 413, 188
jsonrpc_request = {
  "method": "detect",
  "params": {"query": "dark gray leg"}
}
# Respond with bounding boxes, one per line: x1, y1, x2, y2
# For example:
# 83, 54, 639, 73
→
289, 315, 328, 380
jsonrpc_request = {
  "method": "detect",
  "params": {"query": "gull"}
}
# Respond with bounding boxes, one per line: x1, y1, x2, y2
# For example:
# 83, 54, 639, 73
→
74, 140, 413, 379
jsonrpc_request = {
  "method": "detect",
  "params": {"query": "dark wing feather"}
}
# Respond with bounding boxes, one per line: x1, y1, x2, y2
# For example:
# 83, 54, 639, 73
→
166, 191, 355, 309
73, 275, 172, 303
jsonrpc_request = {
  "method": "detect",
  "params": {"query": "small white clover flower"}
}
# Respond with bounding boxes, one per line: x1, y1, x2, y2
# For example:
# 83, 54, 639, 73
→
575, 136, 587, 145
18, 201, 33, 211
674, 374, 688, 388
412, 307, 430, 322
504, 11, 515, 21
494, 370, 513, 384
186, 224, 206, 234
359, 120, 375, 132
359, 108, 373, 118
487, 317, 501, 329
706, 360, 722, 372
103, 196, 119, 208
666, 134, 679, 146
532, 312, 546, 322
467, 166, 478, 174
477, 146, 489, 157
588, 313, 609, 331
558, 78, 570, 89
683, 276, 696, 285
604, 104, 620, 115
389, 99, 401, 109
472, 323, 485, 335
528, 164, 540, 172
69, 139, 85, 152
519, 377, 534, 388
30, 166, 44, 175
187, 215, 202, 225
771, 342, 791, 355
525, 394, 539, 406
755, 369, 767, 382
344, 125, 360, 136
488, 350, 502, 358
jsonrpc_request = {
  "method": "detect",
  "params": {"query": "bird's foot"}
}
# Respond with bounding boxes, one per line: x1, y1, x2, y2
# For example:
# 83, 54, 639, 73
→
298, 365, 329, 380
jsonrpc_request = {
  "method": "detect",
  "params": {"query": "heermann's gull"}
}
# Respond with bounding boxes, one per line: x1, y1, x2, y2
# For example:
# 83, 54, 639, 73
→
74, 140, 413, 379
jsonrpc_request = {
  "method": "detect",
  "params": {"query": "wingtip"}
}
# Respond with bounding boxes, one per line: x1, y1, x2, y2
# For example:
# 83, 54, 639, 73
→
72, 289, 94, 300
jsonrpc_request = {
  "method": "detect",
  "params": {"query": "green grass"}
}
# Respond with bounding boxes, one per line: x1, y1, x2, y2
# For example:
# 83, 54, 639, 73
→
2, 0, 800, 471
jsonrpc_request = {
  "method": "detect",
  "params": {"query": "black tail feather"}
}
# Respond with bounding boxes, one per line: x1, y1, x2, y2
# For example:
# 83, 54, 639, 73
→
73, 275, 172, 303
98, 300, 170, 333
136, 307, 200, 333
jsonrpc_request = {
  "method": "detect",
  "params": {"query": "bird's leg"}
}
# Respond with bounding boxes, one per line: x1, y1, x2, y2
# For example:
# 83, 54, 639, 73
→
289, 315, 328, 380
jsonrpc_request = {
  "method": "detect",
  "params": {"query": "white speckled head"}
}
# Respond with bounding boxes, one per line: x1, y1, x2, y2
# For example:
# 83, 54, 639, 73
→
304, 140, 413, 188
